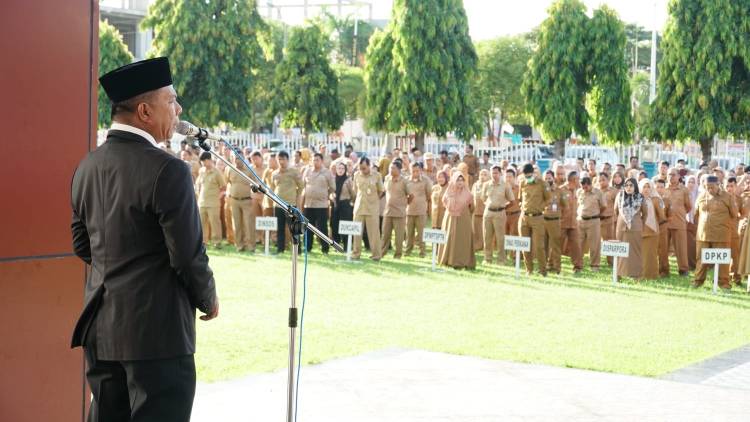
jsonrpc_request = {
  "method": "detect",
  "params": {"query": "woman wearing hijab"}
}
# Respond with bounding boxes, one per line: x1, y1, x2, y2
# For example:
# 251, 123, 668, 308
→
614, 177, 647, 279
438, 172, 475, 269
736, 175, 750, 283
330, 162, 355, 244
431, 171, 449, 228
639, 179, 665, 279
611, 171, 625, 191
685, 175, 700, 270
472, 169, 491, 251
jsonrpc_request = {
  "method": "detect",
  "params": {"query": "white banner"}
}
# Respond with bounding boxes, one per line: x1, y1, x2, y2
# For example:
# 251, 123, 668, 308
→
423, 229, 447, 244
339, 220, 363, 236
255, 216, 278, 231
702, 248, 731, 264
504, 235, 531, 252
601, 241, 629, 258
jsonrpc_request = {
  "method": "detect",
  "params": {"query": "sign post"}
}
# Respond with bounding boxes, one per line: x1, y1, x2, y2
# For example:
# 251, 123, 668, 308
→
504, 236, 531, 278
338, 221, 363, 262
701, 248, 731, 294
255, 216, 278, 256
423, 229, 447, 271
601, 241, 630, 285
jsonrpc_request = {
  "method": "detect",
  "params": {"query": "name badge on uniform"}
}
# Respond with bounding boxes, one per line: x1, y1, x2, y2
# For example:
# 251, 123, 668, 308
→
551, 203, 558, 212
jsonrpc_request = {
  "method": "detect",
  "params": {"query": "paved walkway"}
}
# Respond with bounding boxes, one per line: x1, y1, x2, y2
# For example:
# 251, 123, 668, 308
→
662, 344, 750, 390
192, 349, 750, 421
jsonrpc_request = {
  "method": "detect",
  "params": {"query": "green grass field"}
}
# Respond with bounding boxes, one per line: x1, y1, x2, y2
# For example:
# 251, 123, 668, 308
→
195, 245, 750, 382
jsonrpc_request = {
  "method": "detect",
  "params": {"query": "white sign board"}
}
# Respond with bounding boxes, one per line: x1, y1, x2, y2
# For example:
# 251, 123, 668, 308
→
702, 248, 731, 264
601, 241, 629, 258
423, 229, 447, 244
504, 236, 531, 252
255, 216, 278, 231
339, 220, 363, 236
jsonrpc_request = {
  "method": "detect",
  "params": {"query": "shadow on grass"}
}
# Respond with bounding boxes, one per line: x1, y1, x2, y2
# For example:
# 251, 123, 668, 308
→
208, 246, 750, 310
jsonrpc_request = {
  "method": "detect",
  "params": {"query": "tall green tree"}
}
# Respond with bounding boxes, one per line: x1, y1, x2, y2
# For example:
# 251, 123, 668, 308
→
630, 70, 651, 140
649, 0, 750, 161
588, 6, 633, 144
521, 0, 591, 154
98, 20, 133, 128
364, 0, 480, 150
334, 64, 366, 119
474, 35, 533, 139
249, 19, 287, 132
318, 12, 375, 67
142, 0, 265, 127
272, 25, 344, 138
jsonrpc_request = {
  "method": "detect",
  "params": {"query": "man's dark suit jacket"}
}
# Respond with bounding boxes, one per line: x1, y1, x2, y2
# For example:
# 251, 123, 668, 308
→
70, 129, 216, 361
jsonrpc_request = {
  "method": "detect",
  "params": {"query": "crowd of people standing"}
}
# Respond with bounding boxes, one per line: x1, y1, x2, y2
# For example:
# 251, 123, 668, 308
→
164, 139, 750, 293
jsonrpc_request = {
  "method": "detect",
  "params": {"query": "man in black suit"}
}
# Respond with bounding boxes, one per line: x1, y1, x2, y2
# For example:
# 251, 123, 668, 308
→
70, 57, 218, 422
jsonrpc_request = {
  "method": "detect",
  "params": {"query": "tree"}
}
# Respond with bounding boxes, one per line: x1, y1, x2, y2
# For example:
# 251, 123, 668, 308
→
521, 0, 591, 155
588, 6, 633, 144
142, 0, 265, 127
271, 25, 344, 138
365, 0, 480, 150
624, 23, 662, 74
334, 64, 366, 119
630, 70, 651, 140
98, 20, 133, 128
249, 19, 288, 132
473, 35, 534, 139
649, 0, 750, 161
318, 12, 376, 67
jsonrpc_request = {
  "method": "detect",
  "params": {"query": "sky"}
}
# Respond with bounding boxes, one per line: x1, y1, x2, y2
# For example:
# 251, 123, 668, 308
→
258, 0, 669, 40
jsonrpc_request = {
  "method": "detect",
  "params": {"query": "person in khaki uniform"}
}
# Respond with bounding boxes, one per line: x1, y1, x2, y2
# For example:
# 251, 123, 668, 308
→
654, 179, 671, 277
224, 153, 256, 252
302, 153, 335, 253
262, 153, 279, 217
518, 163, 550, 275
598, 173, 618, 266
693, 176, 738, 290
270, 151, 303, 253
505, 169, 521, 258
423, 153, 437, 183
725, 177, 743, 284
482, 165, 515, 265
543, 170, 565, 274
664, 169, 692, 275
736, 176, 750, 282
247, 151, 266, 247
381, 163, 409, 258
353, 158, 385, 261
431, 171, 449, 228
405, 163, 433, 257
196, 152, 226, 247
560, 170, 583, 272
463, 144, 479, 187
577, 176, 606, 271
472, 169, 490, 251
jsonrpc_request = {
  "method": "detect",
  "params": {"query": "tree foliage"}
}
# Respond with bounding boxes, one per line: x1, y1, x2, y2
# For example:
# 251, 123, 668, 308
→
588, 6, 633, 144
249, 19, 287, 132
272, 25, 344, 135
473, 35, 534, 138
521, 0, 591, 144
142, 0, 265, 127
630, 70, 651, 140
334, 64, 366, 119
364, 0, 480, 146
318, 12, 376, 67
649, 0, 750, 160
98, 20, 133, 128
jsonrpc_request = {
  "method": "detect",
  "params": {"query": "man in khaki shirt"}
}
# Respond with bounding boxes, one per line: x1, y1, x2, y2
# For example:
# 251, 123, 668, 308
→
577, 176, 606, 271
463, 144, 479, 187
405, 163, 433, 257
598, 172, 618, 266
482, 166, 515, 265
302, 153, 335, 253
664, 169, 692, 275
196, 152, 226, 247
518, 163, 550, 275
353, 157, 385, 260
423, 152, 437, 183
693, 176, 738, 290
271, 151, 303, 253
559, 168, 583, 272
225, 154, 256, 252
504, 169, 521, 259
381, 163, 409, 258
543, 170, 566, 273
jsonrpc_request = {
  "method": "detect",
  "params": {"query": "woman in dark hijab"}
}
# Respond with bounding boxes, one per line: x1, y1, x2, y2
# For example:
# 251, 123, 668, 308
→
614, 177, 647, 279
330, 161, 355, 244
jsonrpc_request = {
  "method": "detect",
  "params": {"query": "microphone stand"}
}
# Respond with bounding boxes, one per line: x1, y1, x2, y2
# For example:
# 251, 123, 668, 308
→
193, 136, 344, 422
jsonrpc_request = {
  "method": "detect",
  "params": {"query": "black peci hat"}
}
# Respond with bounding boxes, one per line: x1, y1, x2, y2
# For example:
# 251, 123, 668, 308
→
706, 175, 719, 184
99, 57, 173, 103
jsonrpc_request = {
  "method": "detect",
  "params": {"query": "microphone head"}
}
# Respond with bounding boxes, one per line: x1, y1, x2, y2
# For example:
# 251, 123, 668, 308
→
175, 121, 195, 136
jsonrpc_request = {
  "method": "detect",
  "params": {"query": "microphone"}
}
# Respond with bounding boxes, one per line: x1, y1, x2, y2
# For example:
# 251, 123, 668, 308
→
175, 121, 222, 142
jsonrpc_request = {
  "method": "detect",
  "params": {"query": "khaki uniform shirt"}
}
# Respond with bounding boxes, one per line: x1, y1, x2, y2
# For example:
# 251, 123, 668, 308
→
739, 192, 750, 233
196, 167, 225, 208
506, 185, 520, 214
353, 172, 384, 216
481, 180, 515, 213
303, 167, 335, 209
463, 153, 479, 177
249, 164, 266, 203
695, 190, 738, 242
431, 184, 447, 223
665, 184, 691, 230
271, 167, 303, 205
600, 186, 618, 218
543, 184, 566, 217
262, 167, 276, 209
518, 177, 550, 214
423, 166, 437, 183
559, 185, 578, 229
577, 188, 605, 220
224, 165, 253, 199
383, 175, 409, 217
406, 175, 432, 216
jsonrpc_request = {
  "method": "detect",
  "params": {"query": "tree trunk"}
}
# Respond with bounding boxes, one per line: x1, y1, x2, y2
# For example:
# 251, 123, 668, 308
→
415, 132, 425, 152
486, 115, 494, 141
699, 137, 712, 163
554, 139, 566, 159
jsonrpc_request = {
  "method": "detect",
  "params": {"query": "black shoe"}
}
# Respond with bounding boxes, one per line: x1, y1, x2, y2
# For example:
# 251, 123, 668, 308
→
679, 271, 689, 276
